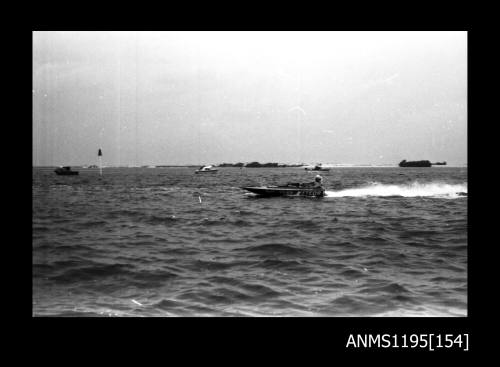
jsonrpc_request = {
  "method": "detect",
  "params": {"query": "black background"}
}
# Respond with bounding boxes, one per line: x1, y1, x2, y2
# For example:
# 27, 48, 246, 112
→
19, 11, 483, 359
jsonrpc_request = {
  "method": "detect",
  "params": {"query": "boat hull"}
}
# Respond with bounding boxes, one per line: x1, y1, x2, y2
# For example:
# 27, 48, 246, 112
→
304, 168, 330, 171
55, 171, 79, 175
242, 186, 325, 197
195, 170, 218, 174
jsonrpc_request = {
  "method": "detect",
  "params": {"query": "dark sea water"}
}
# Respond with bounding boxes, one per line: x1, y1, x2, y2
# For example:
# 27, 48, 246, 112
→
32, 167, 467, 317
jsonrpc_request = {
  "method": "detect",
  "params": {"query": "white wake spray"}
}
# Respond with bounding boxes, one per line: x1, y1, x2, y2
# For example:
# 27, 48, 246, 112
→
324, 182, 467, 198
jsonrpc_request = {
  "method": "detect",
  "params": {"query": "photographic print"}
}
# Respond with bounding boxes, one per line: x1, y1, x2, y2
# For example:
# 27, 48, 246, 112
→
32, 31, 467, 317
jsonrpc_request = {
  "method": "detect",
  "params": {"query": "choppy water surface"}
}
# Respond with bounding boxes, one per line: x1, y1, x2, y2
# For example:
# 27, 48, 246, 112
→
33, 167, 467, 317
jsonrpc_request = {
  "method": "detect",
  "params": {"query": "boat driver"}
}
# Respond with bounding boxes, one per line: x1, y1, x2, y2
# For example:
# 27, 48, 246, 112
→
313, 175, 324, 188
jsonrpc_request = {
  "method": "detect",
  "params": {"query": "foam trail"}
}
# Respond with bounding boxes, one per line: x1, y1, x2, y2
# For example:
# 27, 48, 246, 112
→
325, 182, 467, 198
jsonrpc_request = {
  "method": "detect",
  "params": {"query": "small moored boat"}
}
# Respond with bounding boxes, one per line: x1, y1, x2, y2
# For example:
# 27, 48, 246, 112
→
54, 166, 79, 175
304, 164, 330, 171
195, 165, 218, 174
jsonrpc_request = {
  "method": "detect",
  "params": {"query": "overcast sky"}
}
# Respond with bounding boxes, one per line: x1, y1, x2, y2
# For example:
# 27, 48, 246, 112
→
33, 31, 467, 166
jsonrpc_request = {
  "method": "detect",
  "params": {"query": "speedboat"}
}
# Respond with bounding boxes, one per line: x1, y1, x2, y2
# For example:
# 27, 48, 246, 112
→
54, 166, 79, 175
242, 183, 325, 197
195, 165, 218, 174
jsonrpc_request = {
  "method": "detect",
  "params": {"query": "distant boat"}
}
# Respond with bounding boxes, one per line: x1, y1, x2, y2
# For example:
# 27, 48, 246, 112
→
195, 165, 218, 174
399, 160, 447, 167
54, 166, 79, 175
305, 163, 330, 171
399, 160, 431, 167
